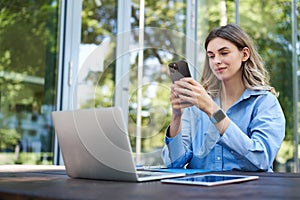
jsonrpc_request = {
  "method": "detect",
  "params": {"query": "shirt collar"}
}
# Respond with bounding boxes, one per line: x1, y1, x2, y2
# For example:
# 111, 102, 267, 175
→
240, 89, 269, 100
215, 89, 269, 106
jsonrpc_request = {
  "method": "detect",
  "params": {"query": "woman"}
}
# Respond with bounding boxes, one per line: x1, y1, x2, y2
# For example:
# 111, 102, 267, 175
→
161, 24, 285, 172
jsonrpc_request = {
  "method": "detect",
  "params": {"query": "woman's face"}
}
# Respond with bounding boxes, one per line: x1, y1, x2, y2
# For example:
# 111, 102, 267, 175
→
206, 37, 249, 82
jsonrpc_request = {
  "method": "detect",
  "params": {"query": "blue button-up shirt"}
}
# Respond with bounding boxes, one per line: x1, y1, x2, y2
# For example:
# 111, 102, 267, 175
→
162, 89, 285, 172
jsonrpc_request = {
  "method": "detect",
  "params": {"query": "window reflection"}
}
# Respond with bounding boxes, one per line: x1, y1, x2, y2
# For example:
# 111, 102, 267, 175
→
0, 1, 59, 164
78, 0, 117, 110
128, 1, 188, 166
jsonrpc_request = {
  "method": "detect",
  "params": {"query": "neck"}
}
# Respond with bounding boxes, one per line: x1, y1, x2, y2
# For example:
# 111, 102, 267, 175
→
220, 78, 245, 111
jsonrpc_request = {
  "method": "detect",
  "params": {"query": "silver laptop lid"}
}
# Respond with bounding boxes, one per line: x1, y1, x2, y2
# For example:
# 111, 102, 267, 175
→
52, 107, 138, 181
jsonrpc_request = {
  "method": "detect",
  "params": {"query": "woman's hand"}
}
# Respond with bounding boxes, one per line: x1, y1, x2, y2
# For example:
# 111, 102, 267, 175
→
172, 77, 215, 115
170, 82, 192, 116
172, 77, 230, 135
169, 77, 215, 138
168, 80, 194, 138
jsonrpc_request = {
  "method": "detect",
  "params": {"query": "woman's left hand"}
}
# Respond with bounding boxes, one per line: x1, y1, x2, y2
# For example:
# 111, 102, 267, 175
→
173, 77, 215, 115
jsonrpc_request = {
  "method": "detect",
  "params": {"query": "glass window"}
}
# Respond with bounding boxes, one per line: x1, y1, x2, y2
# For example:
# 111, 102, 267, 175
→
239, 0, 297, 173
77, 0, 117, 109
128, 0, 193, 165
0, 1, 60, 164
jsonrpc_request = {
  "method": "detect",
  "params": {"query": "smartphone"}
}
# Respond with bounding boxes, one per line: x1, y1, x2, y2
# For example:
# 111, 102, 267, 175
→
168, 60, 191, 83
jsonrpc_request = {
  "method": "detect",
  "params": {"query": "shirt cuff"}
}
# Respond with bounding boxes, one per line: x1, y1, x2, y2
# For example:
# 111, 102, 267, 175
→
164, 125, 174, 145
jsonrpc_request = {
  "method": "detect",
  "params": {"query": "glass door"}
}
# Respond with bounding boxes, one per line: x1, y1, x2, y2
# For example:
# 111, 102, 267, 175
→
0, 1, 60, 164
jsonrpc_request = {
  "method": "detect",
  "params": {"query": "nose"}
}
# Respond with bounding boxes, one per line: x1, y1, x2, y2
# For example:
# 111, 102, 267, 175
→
212, 54, 222, 65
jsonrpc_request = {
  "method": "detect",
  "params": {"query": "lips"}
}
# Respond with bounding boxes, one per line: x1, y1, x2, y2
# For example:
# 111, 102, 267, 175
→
215, 67, 227, 73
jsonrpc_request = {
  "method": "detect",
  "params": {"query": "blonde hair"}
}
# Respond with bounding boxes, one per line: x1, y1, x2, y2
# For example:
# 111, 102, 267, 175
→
201, 24, 278, 98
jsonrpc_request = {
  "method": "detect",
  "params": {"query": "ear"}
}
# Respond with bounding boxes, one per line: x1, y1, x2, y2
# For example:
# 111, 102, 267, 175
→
241, 47, 250, 62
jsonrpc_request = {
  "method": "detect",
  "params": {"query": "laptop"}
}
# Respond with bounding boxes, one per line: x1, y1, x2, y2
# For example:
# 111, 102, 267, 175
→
52, 107, 186, 182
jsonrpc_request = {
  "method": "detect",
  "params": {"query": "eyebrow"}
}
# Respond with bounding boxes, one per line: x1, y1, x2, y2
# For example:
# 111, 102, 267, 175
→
207, 46, 230, 54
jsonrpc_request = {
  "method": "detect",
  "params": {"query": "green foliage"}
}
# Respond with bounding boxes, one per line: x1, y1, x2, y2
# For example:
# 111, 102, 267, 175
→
0, 1, 59, 162
0, 1, 59, 110
0, 0, 58, 75
238, 0, 297, 143
0, 152, 53, 165
277, 140, 296, 164
81, 0, 117, 44
0, 129, 20, 151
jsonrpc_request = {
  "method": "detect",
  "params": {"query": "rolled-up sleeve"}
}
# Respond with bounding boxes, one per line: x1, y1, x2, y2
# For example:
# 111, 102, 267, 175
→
161, 108, 197, 168
161, 130, 191, 168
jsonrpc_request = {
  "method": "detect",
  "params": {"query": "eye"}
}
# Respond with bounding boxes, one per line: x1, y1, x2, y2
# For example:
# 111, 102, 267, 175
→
207, 54, 215, 58
221, 52, 229, 55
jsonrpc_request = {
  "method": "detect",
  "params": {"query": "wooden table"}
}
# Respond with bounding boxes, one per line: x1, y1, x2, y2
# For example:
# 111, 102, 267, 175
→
0, 165, 299, 199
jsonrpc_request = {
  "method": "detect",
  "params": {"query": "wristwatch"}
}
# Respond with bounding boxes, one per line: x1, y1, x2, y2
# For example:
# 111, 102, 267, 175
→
210, 109, 226, 124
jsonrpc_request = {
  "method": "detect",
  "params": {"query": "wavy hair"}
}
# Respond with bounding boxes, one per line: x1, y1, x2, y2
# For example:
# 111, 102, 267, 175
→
201, 24, 278, 98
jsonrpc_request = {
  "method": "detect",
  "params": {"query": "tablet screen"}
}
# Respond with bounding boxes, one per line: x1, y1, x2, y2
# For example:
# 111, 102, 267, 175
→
161, 174, 259, 186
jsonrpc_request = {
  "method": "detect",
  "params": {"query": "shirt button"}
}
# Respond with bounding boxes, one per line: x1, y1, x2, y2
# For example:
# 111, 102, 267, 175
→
231, 151, 234, 154
217, 157, 221, 160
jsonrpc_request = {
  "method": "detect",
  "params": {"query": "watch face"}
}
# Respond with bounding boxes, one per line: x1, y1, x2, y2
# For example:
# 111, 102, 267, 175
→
213, 109, 226, 123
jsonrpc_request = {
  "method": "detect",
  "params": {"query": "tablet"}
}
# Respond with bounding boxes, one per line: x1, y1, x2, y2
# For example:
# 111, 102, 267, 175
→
161, 174, 259, 186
